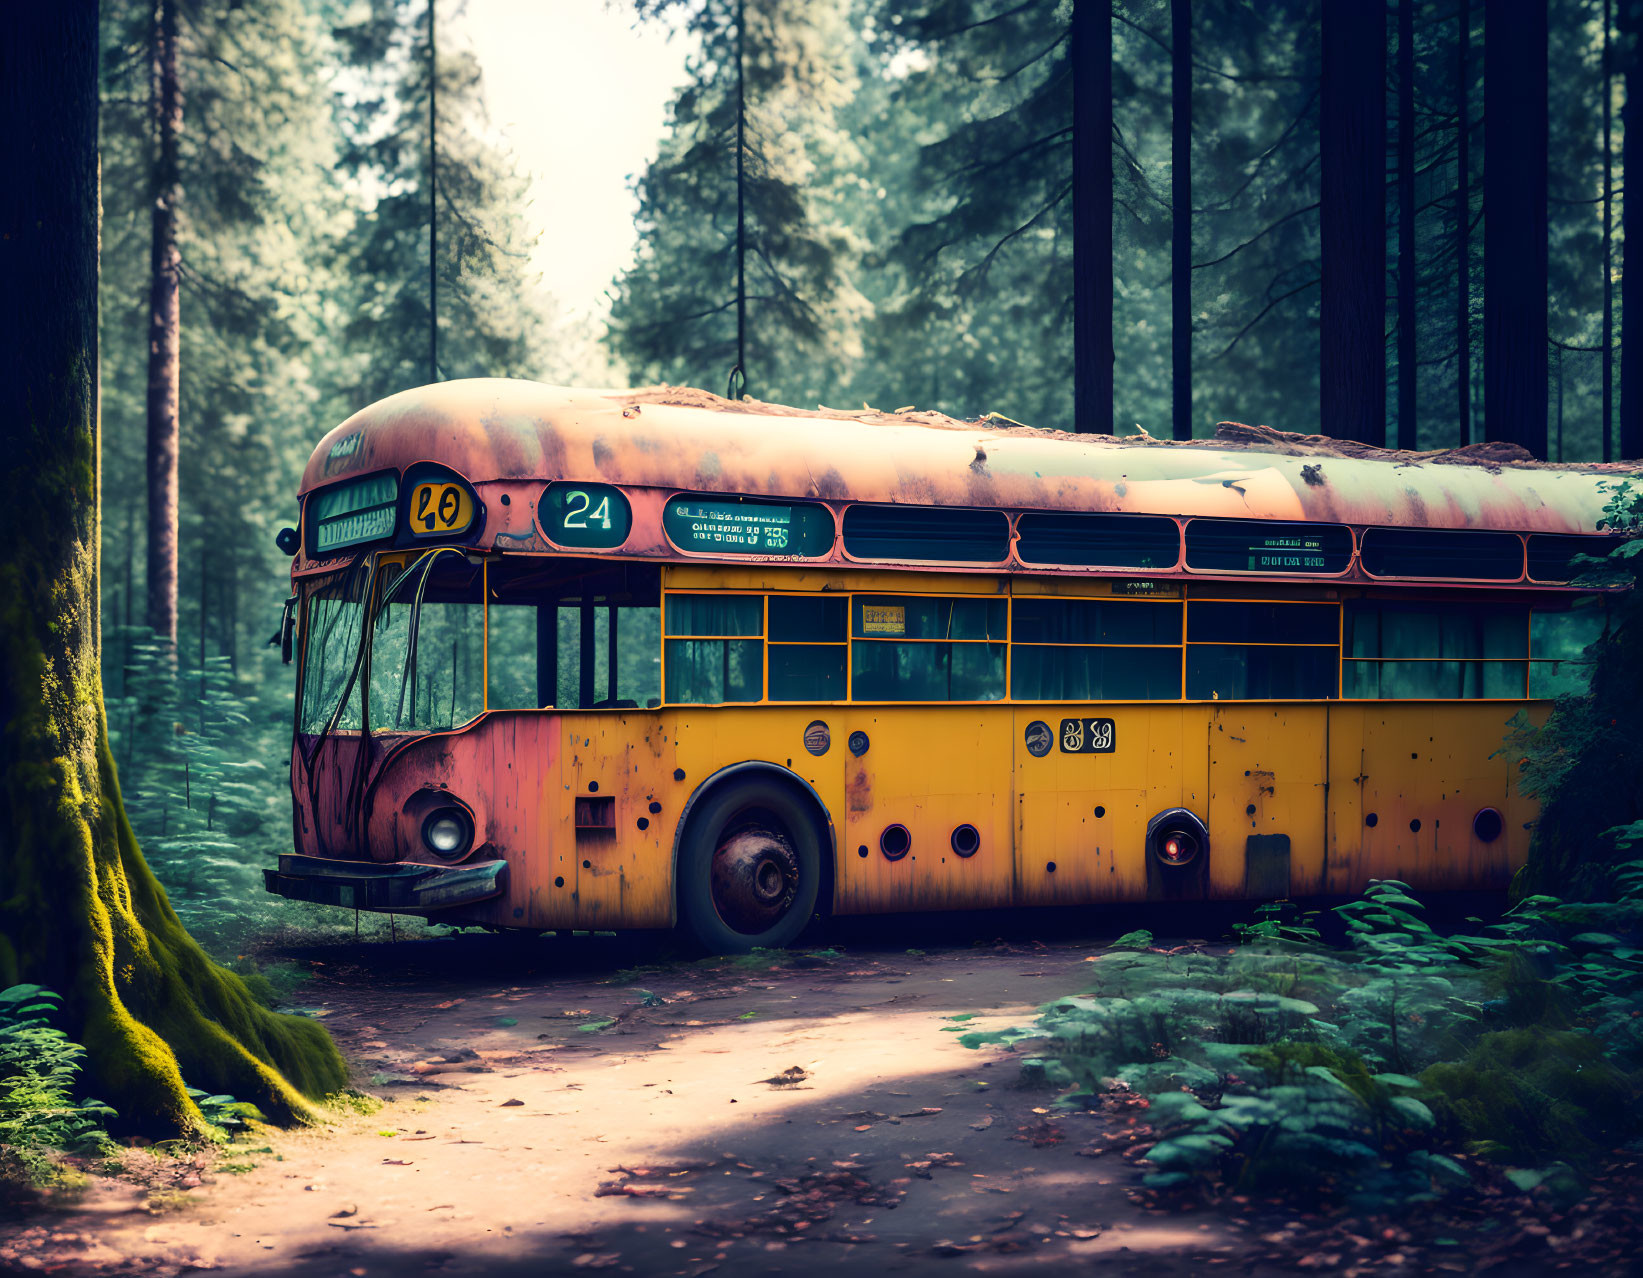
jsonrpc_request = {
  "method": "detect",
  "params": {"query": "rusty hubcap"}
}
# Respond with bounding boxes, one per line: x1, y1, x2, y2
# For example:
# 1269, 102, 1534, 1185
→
711, 825, 800, 935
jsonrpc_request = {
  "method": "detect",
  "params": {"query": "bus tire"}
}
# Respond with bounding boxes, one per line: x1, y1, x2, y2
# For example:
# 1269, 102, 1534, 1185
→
676, 777, 824, 954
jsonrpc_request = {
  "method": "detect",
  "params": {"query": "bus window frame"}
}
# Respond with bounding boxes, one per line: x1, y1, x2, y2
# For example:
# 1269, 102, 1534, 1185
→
839, 502, 1013, 568
354, 563, 1623, 718
847, 592, 1010, 704
1358, 527, 1528, 584
1007, 592, 1185, 703
1181, 591, 1343, 701
1181, 517, 1357, 579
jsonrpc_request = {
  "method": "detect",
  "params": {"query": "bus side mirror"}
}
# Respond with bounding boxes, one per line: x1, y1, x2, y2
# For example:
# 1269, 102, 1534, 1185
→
275, 526, 300, 556
269, 595, 297, 665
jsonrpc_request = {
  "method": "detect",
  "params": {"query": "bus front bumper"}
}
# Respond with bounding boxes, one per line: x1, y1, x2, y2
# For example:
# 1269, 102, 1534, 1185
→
263, 854, 508, 913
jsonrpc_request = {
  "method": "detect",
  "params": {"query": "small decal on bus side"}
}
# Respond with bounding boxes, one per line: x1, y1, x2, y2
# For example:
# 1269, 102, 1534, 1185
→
804, 721, 831, 756
1024, 721, 1053, 757
861, 605, 905, 635
1060, 718, 1116, 754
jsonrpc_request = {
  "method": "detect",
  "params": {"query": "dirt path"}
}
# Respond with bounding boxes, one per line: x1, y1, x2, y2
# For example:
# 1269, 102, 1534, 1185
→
3, 932, 1254, 1277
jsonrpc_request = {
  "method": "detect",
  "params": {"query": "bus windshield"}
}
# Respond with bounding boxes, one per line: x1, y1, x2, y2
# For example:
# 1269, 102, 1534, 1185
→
297, 553, 485, 736
297, 556, 663, 736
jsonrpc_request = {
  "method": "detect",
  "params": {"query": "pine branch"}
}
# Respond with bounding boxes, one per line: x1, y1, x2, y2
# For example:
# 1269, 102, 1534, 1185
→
1193, 202, 1319, 272
1205, 277, 1319, 362
959, 180, 1072, 291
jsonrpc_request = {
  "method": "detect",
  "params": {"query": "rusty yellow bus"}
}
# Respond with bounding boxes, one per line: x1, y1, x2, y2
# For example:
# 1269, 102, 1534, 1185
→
266, 379, 1630, 952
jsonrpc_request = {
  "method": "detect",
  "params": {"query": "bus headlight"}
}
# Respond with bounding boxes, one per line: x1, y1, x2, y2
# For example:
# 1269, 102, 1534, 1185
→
422, 808, 473, 858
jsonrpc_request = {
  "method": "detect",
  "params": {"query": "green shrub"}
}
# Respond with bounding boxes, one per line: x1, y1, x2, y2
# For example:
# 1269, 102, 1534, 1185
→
1421, 1028, 1641, 1166
0, 986, 116, 1187
960, 878, 1643, 1210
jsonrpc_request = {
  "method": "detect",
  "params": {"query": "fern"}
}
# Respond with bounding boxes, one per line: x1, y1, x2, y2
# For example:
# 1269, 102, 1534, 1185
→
0, 987, 116, 1187
960, 879, 1643, 1209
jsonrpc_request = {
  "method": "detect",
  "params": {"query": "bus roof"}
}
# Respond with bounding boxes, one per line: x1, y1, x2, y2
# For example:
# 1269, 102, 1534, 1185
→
300, 379, 1642, 542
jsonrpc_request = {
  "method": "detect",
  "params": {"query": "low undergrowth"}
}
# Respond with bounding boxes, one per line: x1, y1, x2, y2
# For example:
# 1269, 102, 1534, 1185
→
0, 982, 323, 1199
0, 986, 116, 1192
961, 873, 1643, 1213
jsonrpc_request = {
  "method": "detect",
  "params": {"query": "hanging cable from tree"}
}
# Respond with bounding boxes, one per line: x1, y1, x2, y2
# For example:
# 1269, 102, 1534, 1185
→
727, 0, 747, 402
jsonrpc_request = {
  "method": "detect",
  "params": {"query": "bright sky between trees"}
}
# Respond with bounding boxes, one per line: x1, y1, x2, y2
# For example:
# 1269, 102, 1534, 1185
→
457, 0, 694, 322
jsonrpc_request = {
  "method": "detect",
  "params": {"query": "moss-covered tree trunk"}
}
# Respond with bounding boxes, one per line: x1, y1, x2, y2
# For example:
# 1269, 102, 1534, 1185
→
0, 1, 345, 1138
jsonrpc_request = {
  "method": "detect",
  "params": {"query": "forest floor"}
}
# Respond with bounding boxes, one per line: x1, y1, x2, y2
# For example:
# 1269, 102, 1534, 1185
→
1, 921, 1638, 1277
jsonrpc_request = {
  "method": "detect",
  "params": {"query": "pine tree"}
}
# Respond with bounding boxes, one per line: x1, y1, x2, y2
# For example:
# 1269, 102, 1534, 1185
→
1072, 0, 1114, 433
101, 0, 353, 679
876, 0, 1078, 427
611, 0, 864, 405
335, 0, 547, 403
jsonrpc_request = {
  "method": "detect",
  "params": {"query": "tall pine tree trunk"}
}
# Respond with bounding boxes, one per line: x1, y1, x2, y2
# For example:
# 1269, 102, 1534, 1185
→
1456, 0, 1472, 445
1171, 0, 1192, 440
0, 0, 344, 1137
145, 0, 181, 645
1483, 0, 1548, 457
1398, 0, 1418, 449
1072, 0, 1113, 434
1622, 0, 1643, 458
1603, 0, 1615, 461
1320, 0, 1386, 444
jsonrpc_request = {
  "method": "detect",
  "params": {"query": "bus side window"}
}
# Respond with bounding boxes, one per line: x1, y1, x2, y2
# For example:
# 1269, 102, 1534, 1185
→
1009, 597, 1182, 700
664, 594, 763, 704
486, 566, 663, 712
1342, 600, 1528, 700
849, 596, 1006, 702
1529, 601, 1606, 698
1184, 600, 1339, 700
485, 600, 538, 709
768, 595, 847, 701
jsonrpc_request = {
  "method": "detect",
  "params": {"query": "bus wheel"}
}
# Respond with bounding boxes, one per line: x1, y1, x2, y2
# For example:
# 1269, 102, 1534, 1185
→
678, 779, 823, 954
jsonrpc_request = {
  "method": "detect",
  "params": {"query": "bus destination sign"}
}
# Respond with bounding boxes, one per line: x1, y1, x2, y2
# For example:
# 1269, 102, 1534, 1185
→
1185, 519, 1352, 575
1248, 534, 1329, 572
313, 473, 398, 554
664, 497, 833, 558
540, 482, 632, 549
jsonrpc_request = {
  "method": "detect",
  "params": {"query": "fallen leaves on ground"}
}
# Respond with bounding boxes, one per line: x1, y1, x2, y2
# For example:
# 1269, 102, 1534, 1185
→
693, 1167, 907, 1240
409, 1047, 490, 1075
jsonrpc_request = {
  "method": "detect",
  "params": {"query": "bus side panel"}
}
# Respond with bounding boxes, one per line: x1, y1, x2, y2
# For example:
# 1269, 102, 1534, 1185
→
1013, 706, 1203, 906
665, 707, 849, 915
832, 708, 1013, 915
1206, 705, 1329, 899
561, 711, 681, 930
484, 711, 562, 927
366, 712, 562, 927
1325, 703, 1537, 894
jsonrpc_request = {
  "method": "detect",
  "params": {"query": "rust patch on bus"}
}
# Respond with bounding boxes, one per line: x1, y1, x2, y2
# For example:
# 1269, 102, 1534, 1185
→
847, 768, 873, 813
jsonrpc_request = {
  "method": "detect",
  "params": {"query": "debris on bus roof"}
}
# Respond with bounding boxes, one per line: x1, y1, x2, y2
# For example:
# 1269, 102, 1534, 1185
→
622, 384, 1620, 475
300, 379, 1642, 539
